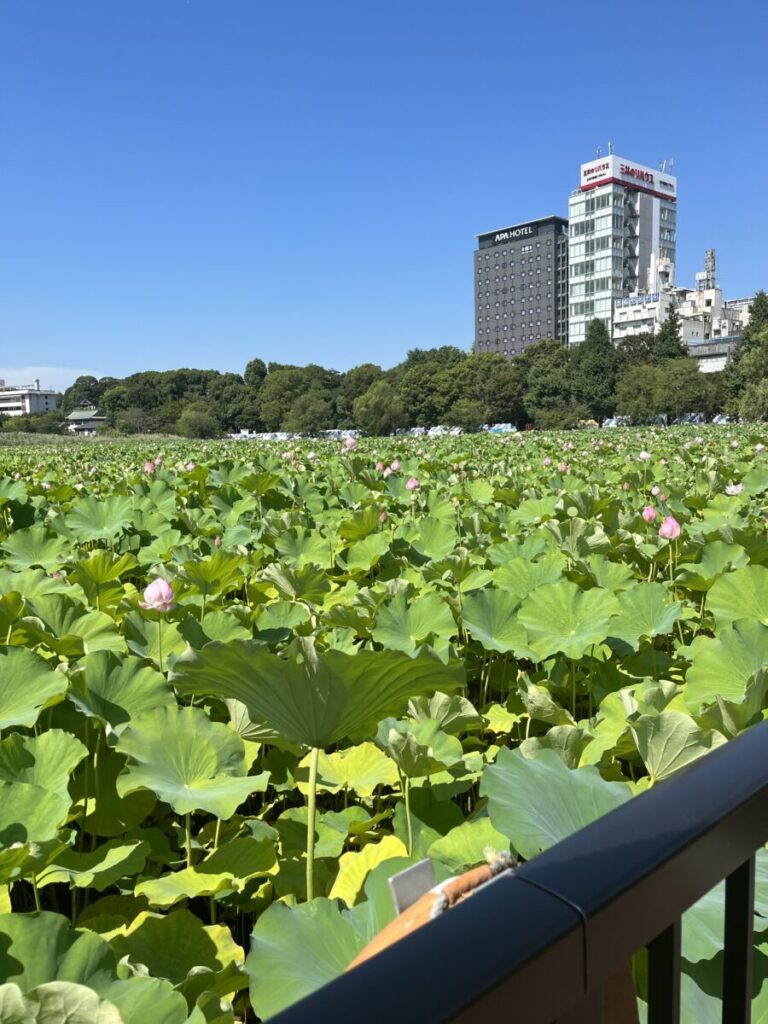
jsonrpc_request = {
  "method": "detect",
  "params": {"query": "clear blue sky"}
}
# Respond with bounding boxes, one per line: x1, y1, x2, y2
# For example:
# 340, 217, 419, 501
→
2, 0, 767, 390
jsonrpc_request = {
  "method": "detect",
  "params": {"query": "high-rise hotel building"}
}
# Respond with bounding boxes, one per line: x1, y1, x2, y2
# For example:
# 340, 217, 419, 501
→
567, 154, 677, 345
473, 216, 569, 358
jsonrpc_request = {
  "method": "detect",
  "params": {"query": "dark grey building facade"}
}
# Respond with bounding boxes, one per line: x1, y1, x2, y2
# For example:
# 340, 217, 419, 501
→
473, 216, 569, 358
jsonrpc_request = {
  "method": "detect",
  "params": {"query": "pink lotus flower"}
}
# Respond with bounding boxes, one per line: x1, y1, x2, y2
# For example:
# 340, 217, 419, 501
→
558, 462, 569, 474
638, 451, 651, 461
13, 472, 20, 481
543, 457, 552, 467
344, 436, 356, 450
375, 461, 384, 471
651, 485, 660, 496
659, 493, 668, 503
379, 510, 388, 523
725, 482, 743, 495
383, 467, 393, 478
144, 461, 155, 475
185, 461, 196, 472
622, 481, 630, 492
731, 440, 739, 448
642, 506, 657, 523
755, 443, 765, 452
658, 516, 681, 541
390, 459, 401, 471
214, 535, 222, 547
154, 455, 163, 466
405, 476, 420, 491
89, 466, 97, 476
139, 578, 175, 613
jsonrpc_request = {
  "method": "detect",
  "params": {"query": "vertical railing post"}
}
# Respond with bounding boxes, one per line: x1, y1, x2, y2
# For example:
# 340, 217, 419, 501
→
722, 855, 756, 1023
647, 919, 681, 1024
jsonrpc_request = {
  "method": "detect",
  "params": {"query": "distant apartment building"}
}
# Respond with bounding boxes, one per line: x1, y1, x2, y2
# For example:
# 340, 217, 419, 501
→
568, 152, 677, 345
473, 216, 569, 358
613, 250, 753, 372
0, 379, 59, 417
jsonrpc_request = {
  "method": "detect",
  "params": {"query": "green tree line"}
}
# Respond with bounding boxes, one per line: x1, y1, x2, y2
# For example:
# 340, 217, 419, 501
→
5, 292, 766, 437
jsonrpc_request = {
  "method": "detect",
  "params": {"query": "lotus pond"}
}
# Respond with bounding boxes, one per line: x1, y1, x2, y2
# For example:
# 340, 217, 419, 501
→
0, 427, 767, 1022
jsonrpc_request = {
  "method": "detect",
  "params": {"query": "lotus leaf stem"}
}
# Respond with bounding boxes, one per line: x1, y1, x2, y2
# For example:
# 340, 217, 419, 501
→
306, 746, 320, 901
157, 618, 164, 675
185, 812, 192, 868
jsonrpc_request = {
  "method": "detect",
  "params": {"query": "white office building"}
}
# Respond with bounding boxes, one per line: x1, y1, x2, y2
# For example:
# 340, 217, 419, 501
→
0, 380, 59, 417
568, 152, 677, 345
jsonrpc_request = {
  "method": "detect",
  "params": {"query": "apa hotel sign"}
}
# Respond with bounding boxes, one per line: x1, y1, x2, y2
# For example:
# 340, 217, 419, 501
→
478, 222, 539, 247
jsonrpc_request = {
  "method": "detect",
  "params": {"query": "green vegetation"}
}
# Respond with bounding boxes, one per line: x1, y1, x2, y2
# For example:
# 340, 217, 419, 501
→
0, 428, 766, 1019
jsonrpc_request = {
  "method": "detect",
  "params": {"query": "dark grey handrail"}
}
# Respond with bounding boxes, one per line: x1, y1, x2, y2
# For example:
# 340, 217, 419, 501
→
270, 719, 768, 1023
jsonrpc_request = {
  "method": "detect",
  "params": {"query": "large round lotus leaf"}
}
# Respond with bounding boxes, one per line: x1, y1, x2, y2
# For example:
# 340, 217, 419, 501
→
480, 747, 630, 860
24, 593, 125, 656
294, 743, 399, 796
0, 730, 87, 795
0, 981, 122, 1023
68, 651, 175, 733
407, 692, 481, 735
100, 976, 189, 1024
0, 647, 69, 730
371, 592, 455, 654
608, 582, 683, 650
685, 620, 768, 711
328, 834, 407, 906
376, 718, 463, 778
246, 899, 366, 1020
38, 839, 150, 892
460, 588, 536, 656
110, 909, 244, 987
0, 526, 70, 571
518, 581, 620, 661
707, 565, 768, 628
0, 910, 116, 992
64, 495, 134, 542
170, 643, 465, 749
116, 705, 268, 818
630, 711, 725, 784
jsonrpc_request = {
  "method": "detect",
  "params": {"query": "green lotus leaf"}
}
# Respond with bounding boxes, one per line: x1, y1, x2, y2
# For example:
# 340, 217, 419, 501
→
101, 976, 190, 1024
0, 647, 69, 731
338, 506, 382, 542
519, 724, 587, 769
64, 495, 134, 542
72, 749, 156, 837
328, 834, 407, 906
0, 834, 74, 886
255, 602, 311, 634
461, 588, 536, 656
707, 565, 768, 628
371, 592, 455, 654
376, 718, 463, 778
182, 990, 235, 1024
341, 533, 390, 574
675, 540, 749, 591
22, 593, 125, 657
406, 518, 458, 561
0, 910, 117, 992
68, 651, 175, 734
0, 567, 85, 605
259, 563, 330, 604
170, 643, 464, 749
685, 621, 768, 711
481, 747, 630, 860
274, 528, 333, 569
428, 817, 510, 872
0, 981, 122, 1023
493, 553, 565, 600
135, 837, 277, 908
630, 711, 726, 784
295, 743, 399, 796
123, 611, 189, 667
407, 691, 481, 735
585, 555, 635, 593
69, 550, 138, 612
115, 706, 269, 818
518, 581, 620, 661
699, 670, 768, 739
180, 550, 244, 596
0, 729, 87, 795
608, 582, 683, 651
110, 909, 245, 990
246, 899, 366, 1020
580, 689, 637, 767
38, 840, 149, 891
1, 526, 71, 571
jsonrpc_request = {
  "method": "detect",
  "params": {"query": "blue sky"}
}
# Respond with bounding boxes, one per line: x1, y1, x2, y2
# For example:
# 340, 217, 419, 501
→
2, 0, 767, 390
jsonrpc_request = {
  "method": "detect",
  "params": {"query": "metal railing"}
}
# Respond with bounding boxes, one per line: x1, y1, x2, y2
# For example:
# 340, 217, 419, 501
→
271, 719, 768, 1023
